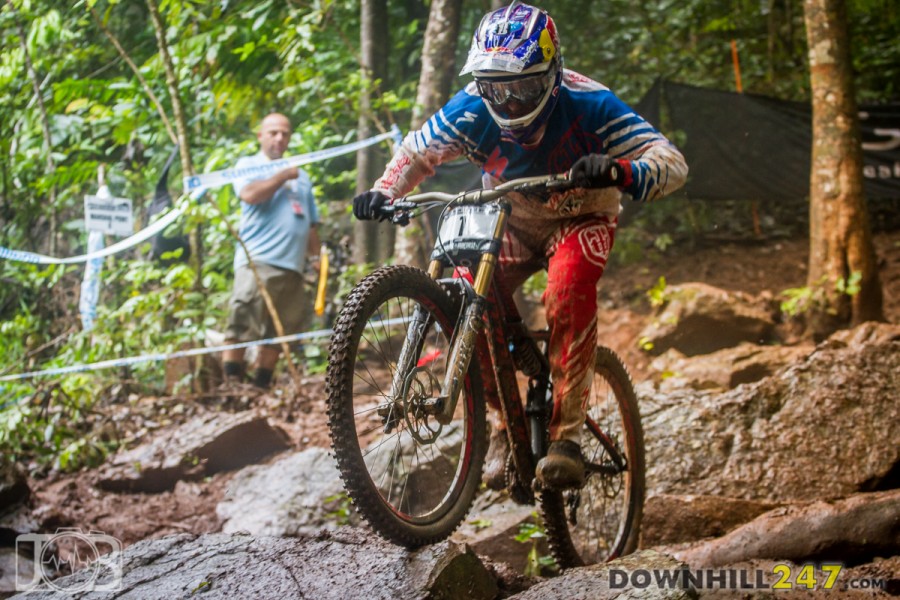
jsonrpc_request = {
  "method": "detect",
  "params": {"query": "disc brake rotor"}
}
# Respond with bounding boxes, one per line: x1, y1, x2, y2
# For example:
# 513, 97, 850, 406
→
401, 367, 443, 444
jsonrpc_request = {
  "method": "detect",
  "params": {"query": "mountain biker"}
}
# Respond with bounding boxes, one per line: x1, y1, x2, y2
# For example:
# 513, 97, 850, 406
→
353, 2, 688, 489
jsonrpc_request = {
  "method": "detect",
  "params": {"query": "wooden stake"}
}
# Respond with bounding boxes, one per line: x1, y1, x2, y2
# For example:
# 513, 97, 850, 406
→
732, 39, 762, 236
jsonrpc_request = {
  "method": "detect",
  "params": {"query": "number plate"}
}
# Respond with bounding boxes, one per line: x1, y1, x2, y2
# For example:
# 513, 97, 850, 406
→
436, 205, 501, 247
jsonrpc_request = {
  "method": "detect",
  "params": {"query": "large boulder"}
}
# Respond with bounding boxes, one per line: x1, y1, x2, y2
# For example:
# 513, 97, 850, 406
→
640, 322, 900, 501
650, 343, 811, 391
216, 447, 354, 536
11, 530, 498, 600
641, 494, 782, 547
639, 283, 777, 356
95, 412, 291, 493
452, 491, 544, 574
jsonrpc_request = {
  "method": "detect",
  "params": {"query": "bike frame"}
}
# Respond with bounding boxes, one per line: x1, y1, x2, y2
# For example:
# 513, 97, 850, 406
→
385, 175, 574, 502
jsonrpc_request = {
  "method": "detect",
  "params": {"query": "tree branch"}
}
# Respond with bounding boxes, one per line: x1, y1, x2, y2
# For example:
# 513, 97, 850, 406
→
88, 5, 178, 146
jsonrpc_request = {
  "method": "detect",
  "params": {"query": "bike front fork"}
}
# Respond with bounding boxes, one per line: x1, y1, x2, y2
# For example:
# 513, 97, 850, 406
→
386, 260, 493, 428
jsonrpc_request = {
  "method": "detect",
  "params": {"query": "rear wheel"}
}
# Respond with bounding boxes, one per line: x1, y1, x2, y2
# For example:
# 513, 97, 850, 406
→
540, 346, 645, 567
326, 266, 486, 548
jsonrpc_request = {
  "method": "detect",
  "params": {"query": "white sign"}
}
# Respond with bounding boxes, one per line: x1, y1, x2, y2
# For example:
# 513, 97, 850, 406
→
84, 195, 134, 236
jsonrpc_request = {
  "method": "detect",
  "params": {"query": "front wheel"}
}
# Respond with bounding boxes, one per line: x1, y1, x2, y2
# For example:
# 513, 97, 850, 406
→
325, 266, 486, 548
540, 346, 646, 567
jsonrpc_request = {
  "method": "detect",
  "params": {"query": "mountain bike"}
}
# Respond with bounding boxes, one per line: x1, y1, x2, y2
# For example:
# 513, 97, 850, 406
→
325, 174, 645, 567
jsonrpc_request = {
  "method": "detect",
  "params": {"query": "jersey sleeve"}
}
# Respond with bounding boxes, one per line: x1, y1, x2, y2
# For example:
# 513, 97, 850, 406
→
594, 93, 688, 203
374, 85, 492, 198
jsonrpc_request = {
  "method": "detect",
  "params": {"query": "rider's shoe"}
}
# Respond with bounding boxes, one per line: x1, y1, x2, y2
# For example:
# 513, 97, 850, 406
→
482, 428, 510, 491
535, 440, 585, 490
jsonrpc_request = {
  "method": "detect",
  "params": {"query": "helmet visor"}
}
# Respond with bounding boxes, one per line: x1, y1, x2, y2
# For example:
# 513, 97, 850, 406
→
476, 71, 550, 120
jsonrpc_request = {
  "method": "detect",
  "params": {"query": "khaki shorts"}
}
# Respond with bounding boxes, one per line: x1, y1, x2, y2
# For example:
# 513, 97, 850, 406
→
225, 263, 309, 343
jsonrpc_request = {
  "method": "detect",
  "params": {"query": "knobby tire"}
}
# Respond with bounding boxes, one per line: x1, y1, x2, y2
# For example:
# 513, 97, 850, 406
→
325, 266, 487, 548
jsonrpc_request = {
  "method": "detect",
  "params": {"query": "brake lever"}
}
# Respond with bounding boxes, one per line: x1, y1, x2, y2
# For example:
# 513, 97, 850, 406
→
376, 205, 411, 226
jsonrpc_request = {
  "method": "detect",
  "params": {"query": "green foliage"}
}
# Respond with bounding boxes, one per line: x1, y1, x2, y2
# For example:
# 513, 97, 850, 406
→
515, 513, 559, 577
836, 271, 863, 296
780, 284, 819, 317
646, 275, 669, 308
0, 377, 114, 473
299, 342, 328, 376
779, 272, 863, 317
324, 491, 352, 526
521, 270, 548, 299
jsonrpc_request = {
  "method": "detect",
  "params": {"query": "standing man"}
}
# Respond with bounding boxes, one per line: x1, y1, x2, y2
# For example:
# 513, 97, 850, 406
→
353, 3, 687, 489
222, 112, 320, 391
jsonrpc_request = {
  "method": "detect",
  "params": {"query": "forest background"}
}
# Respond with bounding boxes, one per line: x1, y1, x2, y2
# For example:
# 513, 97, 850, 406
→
0, 0, 897, 473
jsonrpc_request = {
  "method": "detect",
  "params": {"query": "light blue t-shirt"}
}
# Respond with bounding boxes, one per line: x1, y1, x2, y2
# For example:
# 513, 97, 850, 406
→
231, 153, 319, 274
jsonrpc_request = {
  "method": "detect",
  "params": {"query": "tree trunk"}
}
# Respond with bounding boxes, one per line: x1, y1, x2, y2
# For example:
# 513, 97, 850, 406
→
394, 0, 464, 269
145, 0, 204, 290
673, 489, 900, 568
353, 0, 393, 265
802, 0, 883, 337
146, 0, 220, 392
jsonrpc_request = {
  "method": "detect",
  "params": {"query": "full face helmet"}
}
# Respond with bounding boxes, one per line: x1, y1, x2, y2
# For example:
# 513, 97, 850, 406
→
460, 2, 563, 144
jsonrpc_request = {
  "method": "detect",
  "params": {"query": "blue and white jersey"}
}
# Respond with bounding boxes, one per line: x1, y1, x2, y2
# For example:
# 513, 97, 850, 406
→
375, 69, 687, 230
232, 153, 319, 274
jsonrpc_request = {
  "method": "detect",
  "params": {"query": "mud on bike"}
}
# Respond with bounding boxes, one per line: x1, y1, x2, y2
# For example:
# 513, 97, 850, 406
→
325, 174, 645, 567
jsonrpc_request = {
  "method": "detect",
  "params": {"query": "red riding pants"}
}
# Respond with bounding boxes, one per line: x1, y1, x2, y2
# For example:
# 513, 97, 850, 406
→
480, 214, 617, 443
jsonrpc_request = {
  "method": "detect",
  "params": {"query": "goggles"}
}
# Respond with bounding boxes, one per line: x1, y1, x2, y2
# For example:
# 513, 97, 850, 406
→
475, 71, 550, 118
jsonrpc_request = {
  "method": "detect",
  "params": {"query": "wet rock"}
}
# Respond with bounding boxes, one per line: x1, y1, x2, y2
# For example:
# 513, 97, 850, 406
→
667, 489, 900, 568
641, 494, 782, 547
651, 343, 811, 391
639, 283, 777, 356
11, 530, 497, 600
509, 549, 694, 600
217, 447, 354, 536
0, 546, 35, 596
452, 491, 541, 573
408, 540, 499, 600
641, 323, 900, 501
821, 320, 900, 348
95, 412, 291, 493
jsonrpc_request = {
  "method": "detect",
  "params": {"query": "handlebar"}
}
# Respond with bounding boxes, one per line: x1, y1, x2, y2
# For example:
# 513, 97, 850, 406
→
379, 173, 579, 225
